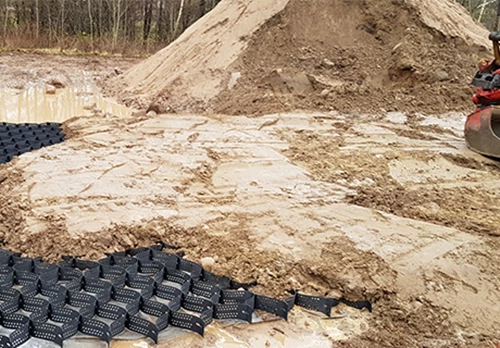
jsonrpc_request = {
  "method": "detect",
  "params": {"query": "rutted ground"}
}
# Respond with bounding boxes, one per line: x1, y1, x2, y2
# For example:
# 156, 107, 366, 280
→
280, 112, 500, 236
0, 110, 499, 346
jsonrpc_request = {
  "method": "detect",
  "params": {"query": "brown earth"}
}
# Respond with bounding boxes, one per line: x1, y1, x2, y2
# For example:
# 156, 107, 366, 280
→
213, 0, 487, 116
0, 52, 139, 90
109, 0, 490, 116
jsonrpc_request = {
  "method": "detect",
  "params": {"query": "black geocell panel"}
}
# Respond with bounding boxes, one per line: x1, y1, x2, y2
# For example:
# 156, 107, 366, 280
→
0, 122, 65, 165
0, 244, 371, 347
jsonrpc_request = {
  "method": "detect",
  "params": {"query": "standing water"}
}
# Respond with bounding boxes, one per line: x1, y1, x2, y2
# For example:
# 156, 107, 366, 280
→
0, 86, 131, 123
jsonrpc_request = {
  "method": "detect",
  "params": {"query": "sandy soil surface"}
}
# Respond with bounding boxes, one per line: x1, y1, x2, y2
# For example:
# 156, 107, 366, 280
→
0, 52, 139, 90
0, 108, 499, 347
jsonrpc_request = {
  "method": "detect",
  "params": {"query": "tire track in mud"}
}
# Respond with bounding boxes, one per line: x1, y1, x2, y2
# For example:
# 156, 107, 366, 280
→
280, 125, 500, 237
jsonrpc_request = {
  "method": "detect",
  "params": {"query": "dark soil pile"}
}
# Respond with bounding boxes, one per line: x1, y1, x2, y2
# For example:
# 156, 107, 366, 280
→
212, 0, 489, 116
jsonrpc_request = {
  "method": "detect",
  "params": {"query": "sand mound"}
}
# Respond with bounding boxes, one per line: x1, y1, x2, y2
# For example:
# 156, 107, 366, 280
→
110, 0, 290, 111
409, 0, 489, 48
111, 0, 490, 115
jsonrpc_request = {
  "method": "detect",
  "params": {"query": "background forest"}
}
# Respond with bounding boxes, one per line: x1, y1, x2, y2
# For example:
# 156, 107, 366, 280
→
0, 0, 221, 54
456, 0, 500, 30
0, 0, 497, 55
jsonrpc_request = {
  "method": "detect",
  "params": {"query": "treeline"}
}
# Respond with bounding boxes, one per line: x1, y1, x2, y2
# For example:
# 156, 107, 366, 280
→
0, 0, 221, 54
456, 0, 499, 31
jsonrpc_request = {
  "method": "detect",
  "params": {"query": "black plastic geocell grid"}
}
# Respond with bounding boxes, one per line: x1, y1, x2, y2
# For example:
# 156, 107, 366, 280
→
0, 244, 371, 347
0, 122, 65, 165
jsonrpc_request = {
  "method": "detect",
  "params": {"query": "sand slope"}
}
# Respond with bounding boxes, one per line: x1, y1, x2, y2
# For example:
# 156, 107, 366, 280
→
114, 0, 289, 109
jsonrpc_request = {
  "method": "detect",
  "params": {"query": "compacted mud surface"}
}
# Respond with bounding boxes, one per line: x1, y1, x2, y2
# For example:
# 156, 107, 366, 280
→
0, 109, 499, 347
280, 115, 500, 237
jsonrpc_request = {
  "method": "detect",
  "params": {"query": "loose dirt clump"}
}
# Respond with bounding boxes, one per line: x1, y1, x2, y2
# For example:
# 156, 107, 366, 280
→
279, 128, 392, 186
310, 237, 397, 300
442, 152, 500, 171
382, 126, 440, 141
349, 185, 500, 236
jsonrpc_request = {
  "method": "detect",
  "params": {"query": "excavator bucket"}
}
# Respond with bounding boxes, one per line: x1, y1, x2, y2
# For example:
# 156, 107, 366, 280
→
465, 32, 500, 158
465, 106, 500, 158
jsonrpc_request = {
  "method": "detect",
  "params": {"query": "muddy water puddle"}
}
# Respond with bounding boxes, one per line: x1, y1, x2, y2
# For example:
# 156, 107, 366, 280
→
0, 86, 131, 123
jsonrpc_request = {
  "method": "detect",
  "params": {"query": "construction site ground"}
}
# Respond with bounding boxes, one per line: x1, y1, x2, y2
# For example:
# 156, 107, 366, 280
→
0, 52, 499, 347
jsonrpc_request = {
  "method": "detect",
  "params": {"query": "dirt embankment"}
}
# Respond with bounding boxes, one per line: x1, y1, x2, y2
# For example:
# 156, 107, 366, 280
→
109, 0, 489, 116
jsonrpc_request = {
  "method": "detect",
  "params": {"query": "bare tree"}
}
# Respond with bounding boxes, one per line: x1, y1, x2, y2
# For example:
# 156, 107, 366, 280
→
0, 0, 222, 54
497, 0, 500, 30
143, 0, 153, 41
2, 0, 10, 45
173, 0, 186, 39
35, 0, 40, 39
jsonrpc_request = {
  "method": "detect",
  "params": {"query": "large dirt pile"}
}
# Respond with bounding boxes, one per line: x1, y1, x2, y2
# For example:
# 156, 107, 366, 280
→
110, 0, 490, 115
109, 0, 290, 111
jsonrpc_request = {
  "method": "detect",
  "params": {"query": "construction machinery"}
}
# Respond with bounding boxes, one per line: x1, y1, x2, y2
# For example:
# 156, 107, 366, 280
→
466, 32, 500, 158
